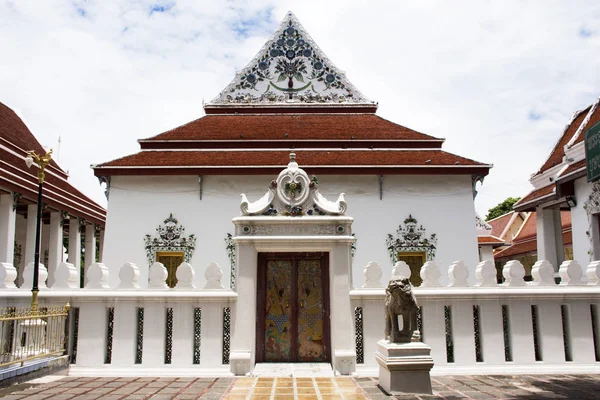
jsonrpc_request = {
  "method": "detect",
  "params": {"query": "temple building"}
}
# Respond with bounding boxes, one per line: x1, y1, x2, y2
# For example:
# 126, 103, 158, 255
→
514, 96, 600, 272
0, 101, 106, 286
92, 12, 491, 369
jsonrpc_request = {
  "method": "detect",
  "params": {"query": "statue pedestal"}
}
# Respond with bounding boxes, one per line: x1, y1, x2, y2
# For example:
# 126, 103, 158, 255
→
376, 339, 434, 395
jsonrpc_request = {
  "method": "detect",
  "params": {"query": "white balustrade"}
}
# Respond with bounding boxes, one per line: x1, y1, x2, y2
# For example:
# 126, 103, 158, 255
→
148, 262, 168, 289
559, 260, 583, 286
587, 260, 600, 285
0, 262, 17, 289
21, 262, 48, 289
391, 261, 410, 280
474, 260, 496, 287
502, 260, 526, 286
118, 262, 140, 289
448, 260, 468, 287
0, 258, 598, 377
531, 260, 556, 286
52, 262, 79, 289
362, 261, 382, 288
204, 262, 224, 289
420, 261, 441, 287
86, 262, 110, 289
175, 262, 195, 289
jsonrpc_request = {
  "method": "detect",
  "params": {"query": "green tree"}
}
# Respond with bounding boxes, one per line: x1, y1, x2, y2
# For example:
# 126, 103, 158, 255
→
485, 197, 521, 221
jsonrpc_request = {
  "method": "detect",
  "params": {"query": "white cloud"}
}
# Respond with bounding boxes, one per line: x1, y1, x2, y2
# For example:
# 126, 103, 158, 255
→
1, 0, 599, 218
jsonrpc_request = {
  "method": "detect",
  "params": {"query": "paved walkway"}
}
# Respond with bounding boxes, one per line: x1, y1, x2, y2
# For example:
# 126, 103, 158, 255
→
1, 374, 599, 399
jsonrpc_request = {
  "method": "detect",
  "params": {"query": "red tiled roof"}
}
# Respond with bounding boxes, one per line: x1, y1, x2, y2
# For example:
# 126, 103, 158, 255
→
478, 235, 504, 247
557, 160, 586, 181
535, 107, 589, 176
514, 212, 537, 241
95, 150, 491, 176
487, 212, 515, 238
0, 101, 106, 225
573, 103, 600, 146
494, 238, 537, 259
513, 185, 557, 211
512, 211, 570, 241
0, 102, 64, 177
495, 231, 572, 260
142, 114, 443, 143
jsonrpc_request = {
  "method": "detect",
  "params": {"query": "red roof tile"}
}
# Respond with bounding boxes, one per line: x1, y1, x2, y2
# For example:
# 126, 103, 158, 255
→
513, 185, 556, 211
487, 212, 515, 238
514, 212, 537, 242
494, 231, 572, 260
572, 103, 600, 146
143, 114, 443, 143
558, 160, 586, 181
535, 108, 589, 176
0, 101, 106, 225
95, 150, 491, 176
0, 102, 65, 177
494, 238, 537, 259
478, 235, 505, 247
512, 211, 570, 243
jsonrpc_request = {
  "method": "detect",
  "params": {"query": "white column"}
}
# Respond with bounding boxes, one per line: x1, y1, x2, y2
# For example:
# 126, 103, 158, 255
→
67, 217, 81, 286
0, 194, 16, 264
536, 207, 562, 271
98, 228, 105, 263
330, 242, 356, 374
24, 204, 38, 265
84, 223, 96, 286
229, 243, 257, 373
22, 204, 38, 286
479, 246, 495, 263
47, 212, 63, 288
41, 221, 49, 268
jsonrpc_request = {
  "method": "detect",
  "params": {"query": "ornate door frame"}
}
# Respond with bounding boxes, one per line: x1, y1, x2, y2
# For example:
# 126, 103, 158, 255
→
255, 252, 331, 363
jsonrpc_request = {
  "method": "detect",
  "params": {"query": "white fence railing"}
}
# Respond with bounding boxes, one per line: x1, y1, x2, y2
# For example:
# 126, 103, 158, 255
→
0, 258, 598, 376
352, 259, 600, 375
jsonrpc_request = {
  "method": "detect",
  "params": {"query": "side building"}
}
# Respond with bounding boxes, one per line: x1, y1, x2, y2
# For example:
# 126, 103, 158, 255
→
514, 96, 600, 272
0, 101, 106, 286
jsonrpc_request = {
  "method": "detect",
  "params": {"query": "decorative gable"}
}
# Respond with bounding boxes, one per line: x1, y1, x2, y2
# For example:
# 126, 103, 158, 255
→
208, 11, 373, 106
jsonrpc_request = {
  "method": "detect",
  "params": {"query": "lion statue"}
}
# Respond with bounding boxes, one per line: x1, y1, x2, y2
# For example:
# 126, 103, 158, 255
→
384, 277, 420, 343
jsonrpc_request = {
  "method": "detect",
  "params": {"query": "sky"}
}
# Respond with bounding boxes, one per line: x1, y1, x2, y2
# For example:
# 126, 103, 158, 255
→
1, 0, 599, 218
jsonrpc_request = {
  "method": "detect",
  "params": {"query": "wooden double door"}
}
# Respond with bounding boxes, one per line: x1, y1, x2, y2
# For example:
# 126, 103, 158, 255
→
256, 253, 330, 363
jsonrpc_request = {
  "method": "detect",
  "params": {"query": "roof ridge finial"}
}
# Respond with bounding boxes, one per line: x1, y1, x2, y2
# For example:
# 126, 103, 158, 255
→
288, 152, 297, 168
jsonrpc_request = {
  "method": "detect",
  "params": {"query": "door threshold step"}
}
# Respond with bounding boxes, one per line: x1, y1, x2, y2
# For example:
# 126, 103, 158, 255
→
252, 363, 334, 377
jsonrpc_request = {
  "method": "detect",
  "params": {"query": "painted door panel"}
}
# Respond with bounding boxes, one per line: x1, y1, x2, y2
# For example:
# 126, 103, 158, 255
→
257, 253, 330, 363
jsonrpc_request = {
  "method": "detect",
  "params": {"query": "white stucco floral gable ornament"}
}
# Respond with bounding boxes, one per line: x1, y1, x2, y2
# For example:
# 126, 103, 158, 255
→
240, 153, 347, 216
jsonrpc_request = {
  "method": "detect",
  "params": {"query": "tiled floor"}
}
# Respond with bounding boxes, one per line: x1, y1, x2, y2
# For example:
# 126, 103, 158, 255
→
223, 377, 366, 400
1, 374, 600, 399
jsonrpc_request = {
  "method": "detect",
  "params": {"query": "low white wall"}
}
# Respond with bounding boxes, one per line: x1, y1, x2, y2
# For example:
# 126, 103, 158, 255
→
352, 286, 600, 375
1, 290, 237, 377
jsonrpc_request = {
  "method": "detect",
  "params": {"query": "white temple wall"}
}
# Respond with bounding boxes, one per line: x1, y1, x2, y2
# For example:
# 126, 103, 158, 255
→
317, 174, 478, 286
103, 174, 479, 288
572, 176, 594, 266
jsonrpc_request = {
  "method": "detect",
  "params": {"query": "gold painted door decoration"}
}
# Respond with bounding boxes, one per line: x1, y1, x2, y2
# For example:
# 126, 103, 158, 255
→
398, 251, 425, 287
297, 259, 326, 361
265, 260, 293, 361
262, 255, 328, 362
156, 252, 184, 288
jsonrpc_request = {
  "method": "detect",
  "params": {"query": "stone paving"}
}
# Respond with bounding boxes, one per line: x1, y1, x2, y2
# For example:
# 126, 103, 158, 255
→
0, 374, 599, 399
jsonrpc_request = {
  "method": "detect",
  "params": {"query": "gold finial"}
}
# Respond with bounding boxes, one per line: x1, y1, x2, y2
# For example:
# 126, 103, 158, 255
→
25, 149, 53, 184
